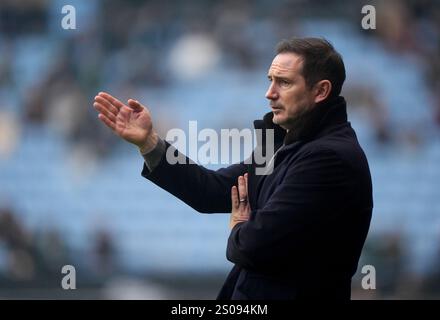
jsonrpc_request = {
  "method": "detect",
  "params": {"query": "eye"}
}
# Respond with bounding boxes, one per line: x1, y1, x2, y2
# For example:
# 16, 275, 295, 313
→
280, 79, 290, 86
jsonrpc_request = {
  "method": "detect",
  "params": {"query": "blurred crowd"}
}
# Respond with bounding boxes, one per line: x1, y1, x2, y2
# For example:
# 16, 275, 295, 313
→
0, 0, 439, 298
0, 206, 117, 293
0, 0, 438, 153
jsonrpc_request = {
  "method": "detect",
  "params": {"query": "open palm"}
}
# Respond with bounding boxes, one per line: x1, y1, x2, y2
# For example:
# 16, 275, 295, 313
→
93, 92, 153, 147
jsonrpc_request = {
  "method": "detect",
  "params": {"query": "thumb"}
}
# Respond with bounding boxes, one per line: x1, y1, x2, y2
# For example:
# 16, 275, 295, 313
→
127, 99, 144, 112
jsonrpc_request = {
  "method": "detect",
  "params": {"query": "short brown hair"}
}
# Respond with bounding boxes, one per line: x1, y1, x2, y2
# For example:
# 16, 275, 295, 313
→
276, 37, 346, 98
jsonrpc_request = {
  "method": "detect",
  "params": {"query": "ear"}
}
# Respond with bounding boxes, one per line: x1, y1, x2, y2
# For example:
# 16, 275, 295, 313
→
313, 80, 332, 103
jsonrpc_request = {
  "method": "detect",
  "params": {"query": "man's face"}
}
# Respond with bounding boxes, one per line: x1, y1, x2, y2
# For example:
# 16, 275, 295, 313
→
266, 53, 316, 130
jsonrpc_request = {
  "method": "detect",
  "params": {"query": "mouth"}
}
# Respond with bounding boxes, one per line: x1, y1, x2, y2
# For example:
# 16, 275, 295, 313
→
270, 103, 283, 113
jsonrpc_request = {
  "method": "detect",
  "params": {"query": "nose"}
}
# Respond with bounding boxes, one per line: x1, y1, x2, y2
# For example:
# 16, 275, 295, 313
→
265, 82, 278, 100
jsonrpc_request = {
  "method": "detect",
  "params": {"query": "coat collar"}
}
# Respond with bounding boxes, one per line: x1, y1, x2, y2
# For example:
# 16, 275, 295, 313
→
253, 96, 348, 147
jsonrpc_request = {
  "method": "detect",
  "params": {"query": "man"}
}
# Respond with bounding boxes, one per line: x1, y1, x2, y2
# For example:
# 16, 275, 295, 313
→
93, 37, 373, 299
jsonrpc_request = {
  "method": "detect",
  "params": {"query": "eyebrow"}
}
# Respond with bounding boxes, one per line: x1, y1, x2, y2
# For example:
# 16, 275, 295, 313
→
267, 74, 292, 82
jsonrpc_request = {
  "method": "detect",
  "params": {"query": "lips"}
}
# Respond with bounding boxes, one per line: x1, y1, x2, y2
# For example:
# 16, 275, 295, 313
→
271, 106, 283, 113
270, 103, 283, 112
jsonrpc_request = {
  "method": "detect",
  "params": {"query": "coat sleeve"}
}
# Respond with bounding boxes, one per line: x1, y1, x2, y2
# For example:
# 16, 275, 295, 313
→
142, 141, 247, 213
226, 147, 357, 271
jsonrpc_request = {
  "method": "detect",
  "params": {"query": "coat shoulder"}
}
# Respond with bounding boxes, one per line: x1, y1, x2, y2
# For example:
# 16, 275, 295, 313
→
298, 124, 370, 174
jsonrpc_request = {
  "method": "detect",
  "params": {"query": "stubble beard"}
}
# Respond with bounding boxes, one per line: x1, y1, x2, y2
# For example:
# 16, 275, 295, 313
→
273, 103, 316, 132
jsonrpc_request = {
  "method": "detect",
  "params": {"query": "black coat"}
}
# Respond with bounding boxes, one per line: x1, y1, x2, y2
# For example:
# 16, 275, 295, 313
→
142, 96, 373, 300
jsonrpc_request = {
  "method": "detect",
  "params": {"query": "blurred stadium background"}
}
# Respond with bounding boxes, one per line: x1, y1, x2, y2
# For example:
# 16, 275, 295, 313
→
0, 0, 439, 299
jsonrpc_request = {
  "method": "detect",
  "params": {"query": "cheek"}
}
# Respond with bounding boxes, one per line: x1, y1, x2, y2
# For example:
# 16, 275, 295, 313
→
283, 93, 304, 114
288, 88, 310, 108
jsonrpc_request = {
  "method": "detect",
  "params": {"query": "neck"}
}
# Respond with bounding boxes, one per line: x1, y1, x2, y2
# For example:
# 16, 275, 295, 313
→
283, 96, 345, 144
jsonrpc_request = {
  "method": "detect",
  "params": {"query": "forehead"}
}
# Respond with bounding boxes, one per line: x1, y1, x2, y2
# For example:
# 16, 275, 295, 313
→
268, 52, 303, 77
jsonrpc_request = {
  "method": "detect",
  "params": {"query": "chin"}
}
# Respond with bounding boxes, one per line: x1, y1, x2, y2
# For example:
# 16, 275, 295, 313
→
272, 113, 284, 125
272, 113, 290, 130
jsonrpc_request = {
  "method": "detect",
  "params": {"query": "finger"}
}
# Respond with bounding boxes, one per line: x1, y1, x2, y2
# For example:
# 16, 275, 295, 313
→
231, 186, 239, 209
94, 102, 117, 122
116, 109, 129, 129
98, 113, 116, 131
98, 92, 125, 110
244, 173, 250, 209
94, 96, 119, 116
118, 105, 132, 119
238, 176, 247, 202
127, 99, 144, 112
244, 173, 249, 194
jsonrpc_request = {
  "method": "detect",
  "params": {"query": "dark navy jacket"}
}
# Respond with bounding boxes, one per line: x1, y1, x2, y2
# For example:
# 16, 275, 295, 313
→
142, 96, 373, 300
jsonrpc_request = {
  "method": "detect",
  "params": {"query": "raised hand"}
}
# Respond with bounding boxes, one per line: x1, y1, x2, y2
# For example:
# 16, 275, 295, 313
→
93, 92, 158, 153
230, 173, 251, 229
